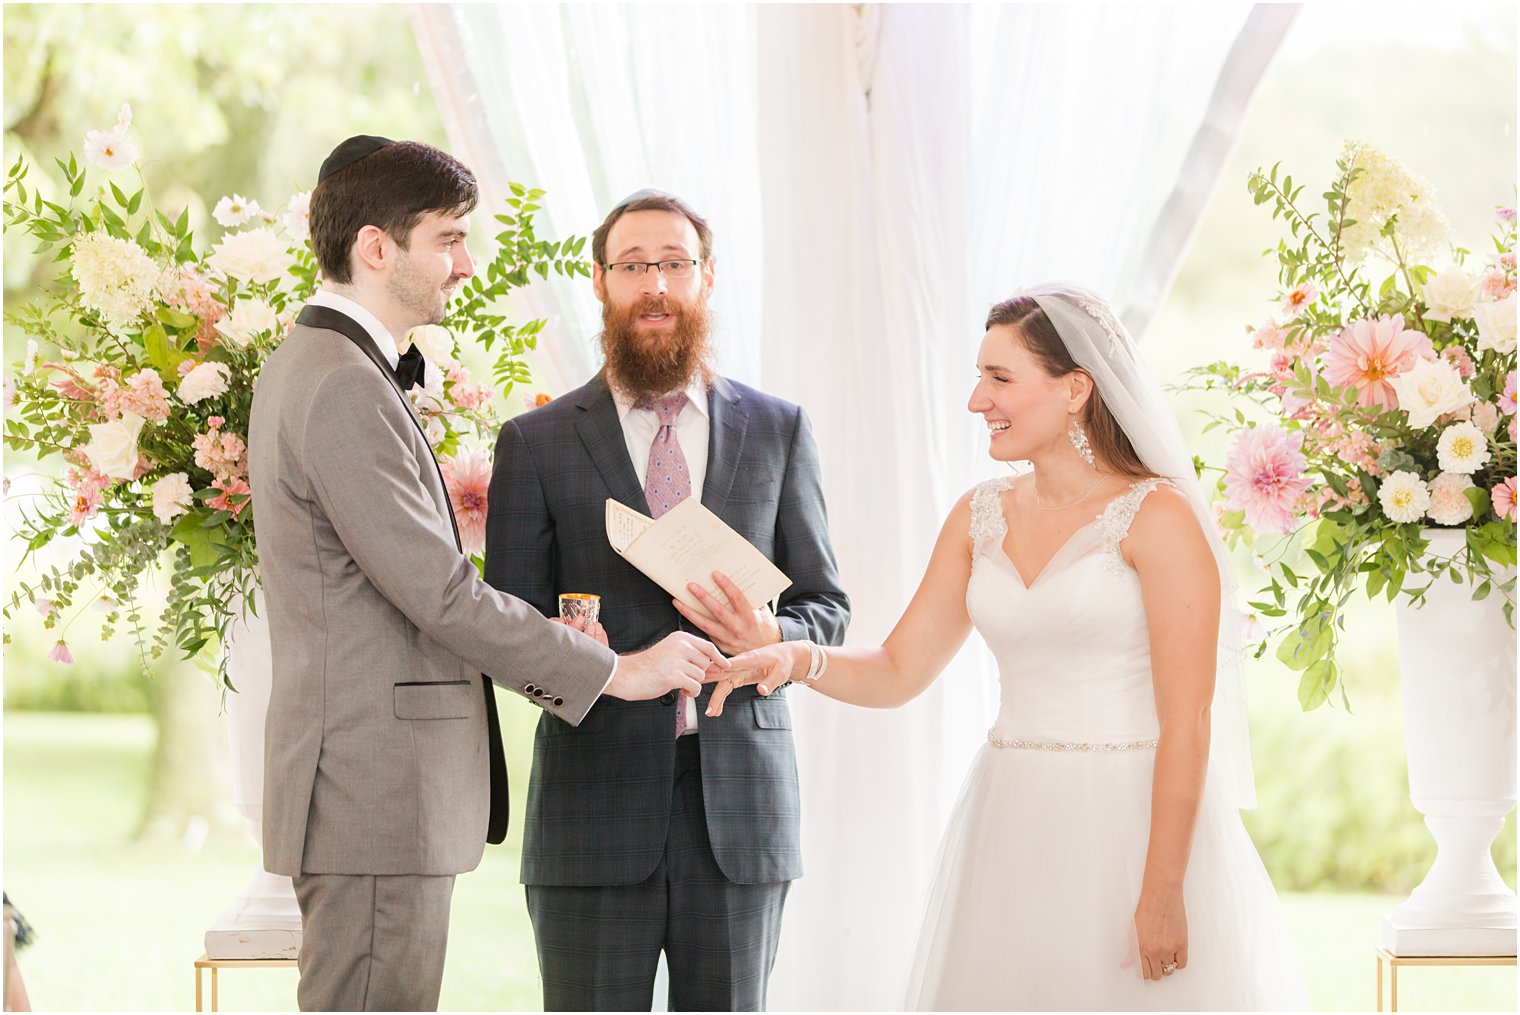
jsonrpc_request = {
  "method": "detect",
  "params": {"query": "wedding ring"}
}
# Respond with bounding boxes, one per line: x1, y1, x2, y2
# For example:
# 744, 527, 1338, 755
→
1160, 961, 1178, 976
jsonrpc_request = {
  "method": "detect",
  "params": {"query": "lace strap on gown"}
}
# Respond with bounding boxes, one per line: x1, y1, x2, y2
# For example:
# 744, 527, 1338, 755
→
968, 476, 1015, 560
1097, 477, 1169, 574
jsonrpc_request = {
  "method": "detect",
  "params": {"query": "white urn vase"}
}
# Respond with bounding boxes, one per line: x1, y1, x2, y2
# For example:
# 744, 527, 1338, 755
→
203, 590, 303, 959
1382, 529, 1518, 957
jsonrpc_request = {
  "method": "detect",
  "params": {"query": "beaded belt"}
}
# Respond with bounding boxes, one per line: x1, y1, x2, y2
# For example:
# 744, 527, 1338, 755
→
987, 732, 1158, 751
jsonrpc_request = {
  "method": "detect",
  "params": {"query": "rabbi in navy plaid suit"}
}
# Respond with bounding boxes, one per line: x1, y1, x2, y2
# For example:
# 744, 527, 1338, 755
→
483, 190, 849, 1011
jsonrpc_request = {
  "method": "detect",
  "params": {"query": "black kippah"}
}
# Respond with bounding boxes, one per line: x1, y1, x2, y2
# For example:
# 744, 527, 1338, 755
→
317, 135, 395, 184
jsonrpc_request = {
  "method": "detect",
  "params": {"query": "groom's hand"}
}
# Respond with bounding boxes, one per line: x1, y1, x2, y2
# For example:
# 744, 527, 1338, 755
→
607, 632, 729, 701
673, 571, 782, 655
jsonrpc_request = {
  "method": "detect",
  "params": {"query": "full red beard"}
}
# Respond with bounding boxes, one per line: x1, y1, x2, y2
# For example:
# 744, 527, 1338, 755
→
599, 295, 714, 402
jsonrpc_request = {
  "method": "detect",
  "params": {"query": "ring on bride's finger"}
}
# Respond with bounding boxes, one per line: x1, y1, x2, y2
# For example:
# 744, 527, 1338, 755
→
1160, 961, 1178, 976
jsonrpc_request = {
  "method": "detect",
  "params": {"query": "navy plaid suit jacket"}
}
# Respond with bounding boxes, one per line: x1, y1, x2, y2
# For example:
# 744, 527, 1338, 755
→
484, 372, 849, 886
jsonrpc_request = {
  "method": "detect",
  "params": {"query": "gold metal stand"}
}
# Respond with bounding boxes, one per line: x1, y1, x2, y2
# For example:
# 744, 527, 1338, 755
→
193, 954, 298, 1011
1375, 946, 1516, 1011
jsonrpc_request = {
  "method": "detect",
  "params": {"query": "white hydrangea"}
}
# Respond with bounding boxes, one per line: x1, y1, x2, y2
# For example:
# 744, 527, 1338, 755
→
1378, 470, 1431, 524
1427, 472, 1475, 526
1436, 421, 1491, 474
1340, 141, 1450, 265
70, 231, 160, 334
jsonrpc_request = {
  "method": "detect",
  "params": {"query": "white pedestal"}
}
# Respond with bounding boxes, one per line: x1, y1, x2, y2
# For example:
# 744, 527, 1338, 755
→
1383, 529, 1517, 958
203, 591, 303, 960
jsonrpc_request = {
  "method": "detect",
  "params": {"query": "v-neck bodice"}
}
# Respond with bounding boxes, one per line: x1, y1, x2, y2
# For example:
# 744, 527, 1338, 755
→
966, 475, 1169, 743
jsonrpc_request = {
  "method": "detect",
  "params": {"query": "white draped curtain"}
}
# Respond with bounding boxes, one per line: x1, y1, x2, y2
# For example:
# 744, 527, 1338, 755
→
411, 4, 1296, 1008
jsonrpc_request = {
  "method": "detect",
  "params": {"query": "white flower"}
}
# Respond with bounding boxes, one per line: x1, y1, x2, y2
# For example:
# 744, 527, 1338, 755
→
71, 231, 160, 333
212, 194, 263, 228
423, 415, 445, 445
1378, 470, 1431, 524
23, 339, 38, 376
1474, 294, 1516, 354
3, 378, 14, 410
93, 595, 118, 614
115, 104, 132, 133
1436, 421, 1491, 474
282, 192, 311, 242
1387, 356, 1474, 429
151, 472, 194, 525
81, 411, 145, 481
1421, 269, 1481, 323
1340, 141, 1450, 264
207, 227, 293, 285
214, 299, 279, 348
178, 362, 231, 404
1427, 472, 1476, 526
83, 129, 139, 171
406, 324, 458, 369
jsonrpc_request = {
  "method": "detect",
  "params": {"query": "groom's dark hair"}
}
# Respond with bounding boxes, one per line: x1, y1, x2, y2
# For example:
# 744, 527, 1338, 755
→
309, 141, 479, 285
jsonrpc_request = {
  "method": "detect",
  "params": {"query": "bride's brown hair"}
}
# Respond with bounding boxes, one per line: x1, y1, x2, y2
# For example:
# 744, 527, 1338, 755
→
985, 297, 1155, 479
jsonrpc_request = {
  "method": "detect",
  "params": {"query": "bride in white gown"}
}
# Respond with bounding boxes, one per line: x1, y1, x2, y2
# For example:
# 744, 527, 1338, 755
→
708, 283, 1309, 1010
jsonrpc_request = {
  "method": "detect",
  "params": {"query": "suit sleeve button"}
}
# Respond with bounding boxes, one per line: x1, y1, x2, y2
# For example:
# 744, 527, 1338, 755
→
552, 696, 564, 707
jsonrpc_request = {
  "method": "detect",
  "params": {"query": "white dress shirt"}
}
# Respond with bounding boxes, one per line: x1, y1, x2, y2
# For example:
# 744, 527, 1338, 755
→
307, 288, 402, 369
611, 377, 712, 732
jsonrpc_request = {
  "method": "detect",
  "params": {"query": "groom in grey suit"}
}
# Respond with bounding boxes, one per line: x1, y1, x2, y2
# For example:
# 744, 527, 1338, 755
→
249, 140, 726, 1012
485, 190, 850, 1011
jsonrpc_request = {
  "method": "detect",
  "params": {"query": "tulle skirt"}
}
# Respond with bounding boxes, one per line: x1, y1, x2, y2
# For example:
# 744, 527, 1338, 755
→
904, 744, 1310, 1011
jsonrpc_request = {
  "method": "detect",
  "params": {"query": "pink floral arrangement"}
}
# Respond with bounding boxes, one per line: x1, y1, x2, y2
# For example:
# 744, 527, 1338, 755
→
1187, 142, 1516, 709
3, 109, 580, 684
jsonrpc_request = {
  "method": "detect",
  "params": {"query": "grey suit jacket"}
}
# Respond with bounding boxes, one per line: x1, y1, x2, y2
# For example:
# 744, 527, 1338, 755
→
248, 306, 616, 878
485, 373, 849, 887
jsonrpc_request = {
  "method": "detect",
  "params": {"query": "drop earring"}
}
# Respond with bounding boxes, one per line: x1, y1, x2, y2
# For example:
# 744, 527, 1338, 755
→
1068, 416, 1096, 469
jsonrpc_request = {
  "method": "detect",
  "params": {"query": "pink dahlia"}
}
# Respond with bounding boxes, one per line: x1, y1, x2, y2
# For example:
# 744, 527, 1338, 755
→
1324, 315, 1433, 410
1495, 476, 1518, 523
1224, 425, 1312, 535
440, 448, 491, 555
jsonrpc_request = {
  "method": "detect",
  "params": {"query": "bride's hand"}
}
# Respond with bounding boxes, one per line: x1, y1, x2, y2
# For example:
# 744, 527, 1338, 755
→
1133, 888, 1187, 981
705, 641, 809, 717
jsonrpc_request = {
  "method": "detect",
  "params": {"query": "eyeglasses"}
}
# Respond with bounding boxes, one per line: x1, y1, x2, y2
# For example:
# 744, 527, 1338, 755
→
602, 259, 703, 280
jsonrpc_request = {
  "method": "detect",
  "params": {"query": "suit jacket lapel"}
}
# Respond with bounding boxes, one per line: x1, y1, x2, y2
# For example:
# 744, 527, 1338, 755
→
574, 374, 650, 513
701, 375, 746, 519
295, 304, 463, 552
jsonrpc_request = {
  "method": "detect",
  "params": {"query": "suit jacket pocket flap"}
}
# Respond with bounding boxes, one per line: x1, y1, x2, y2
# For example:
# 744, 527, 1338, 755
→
752, 697, 792, 730
394, 680, 473, 720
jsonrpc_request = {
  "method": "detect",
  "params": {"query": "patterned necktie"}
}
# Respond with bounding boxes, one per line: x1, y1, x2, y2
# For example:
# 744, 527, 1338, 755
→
639, 392, 692, 735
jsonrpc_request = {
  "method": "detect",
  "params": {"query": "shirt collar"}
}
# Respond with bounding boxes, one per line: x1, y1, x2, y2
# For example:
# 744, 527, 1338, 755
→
611, 376, 712, 424
307, 288, 402, 370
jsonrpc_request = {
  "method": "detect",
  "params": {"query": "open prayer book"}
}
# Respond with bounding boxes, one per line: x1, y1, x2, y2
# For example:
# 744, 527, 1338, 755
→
605, 498, 792, 613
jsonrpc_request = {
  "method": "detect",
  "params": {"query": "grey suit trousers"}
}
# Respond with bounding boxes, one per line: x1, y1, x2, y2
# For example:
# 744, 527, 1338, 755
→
526, 735, 790, 1012
292, 872, 455, 1011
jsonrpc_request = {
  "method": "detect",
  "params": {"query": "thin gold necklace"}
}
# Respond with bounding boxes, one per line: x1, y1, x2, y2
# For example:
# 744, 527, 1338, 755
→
1033, 472, 1108, 511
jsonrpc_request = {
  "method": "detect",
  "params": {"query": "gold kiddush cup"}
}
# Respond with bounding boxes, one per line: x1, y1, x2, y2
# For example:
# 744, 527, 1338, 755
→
558, 593, 601, 625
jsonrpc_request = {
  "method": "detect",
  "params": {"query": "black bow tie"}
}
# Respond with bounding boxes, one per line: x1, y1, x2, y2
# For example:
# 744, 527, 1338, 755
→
395, 345, 427, 390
